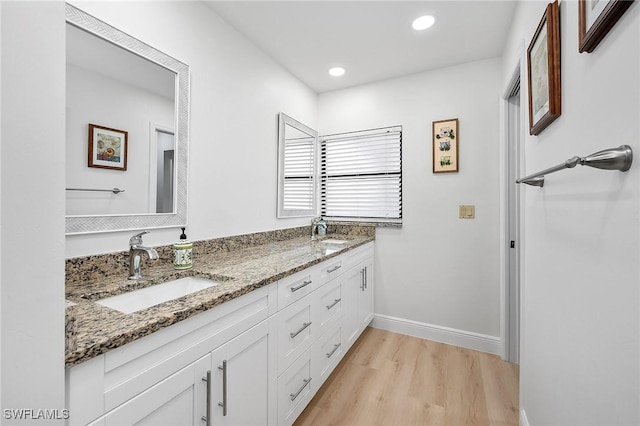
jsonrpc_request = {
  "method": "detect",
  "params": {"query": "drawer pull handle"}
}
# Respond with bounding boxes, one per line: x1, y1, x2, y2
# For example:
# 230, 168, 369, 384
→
290, 377, 312, 401
290, 322, 312, 339
290, 280, 312, 293
326, 298, 341, 310
201, 370, 211, 425
218, 361, 227, 416
326, 343, 341, 358
327, 265, 342, 273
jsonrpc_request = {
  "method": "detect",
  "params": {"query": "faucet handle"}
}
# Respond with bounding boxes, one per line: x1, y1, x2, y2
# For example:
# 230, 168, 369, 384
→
129, 231, 149, 246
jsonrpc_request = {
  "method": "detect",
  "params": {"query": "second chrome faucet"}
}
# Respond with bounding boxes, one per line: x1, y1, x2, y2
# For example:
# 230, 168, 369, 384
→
129, 231, 159, 280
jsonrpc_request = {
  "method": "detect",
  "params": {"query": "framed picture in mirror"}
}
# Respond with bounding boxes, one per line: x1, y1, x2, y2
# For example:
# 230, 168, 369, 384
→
88, 123, 128, 171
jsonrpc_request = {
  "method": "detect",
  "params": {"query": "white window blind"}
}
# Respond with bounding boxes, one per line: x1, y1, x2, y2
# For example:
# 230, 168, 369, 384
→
320, 126, 402, 223
283, 136, 315, 211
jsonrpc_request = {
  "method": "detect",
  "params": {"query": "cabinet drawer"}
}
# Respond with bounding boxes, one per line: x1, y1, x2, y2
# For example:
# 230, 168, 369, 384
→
315, 275, 344, 338
277, 348, 314, 426
277, 293, 316, 375
313, 322, 344, 386
277, 266, 318, 310
317, 256, 345, 285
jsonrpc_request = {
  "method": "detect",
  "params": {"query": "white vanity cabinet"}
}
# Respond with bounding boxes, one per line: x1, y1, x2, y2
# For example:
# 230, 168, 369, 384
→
66, 285, 276, 426
67, 241, 374, 426
275, 242, 374, 426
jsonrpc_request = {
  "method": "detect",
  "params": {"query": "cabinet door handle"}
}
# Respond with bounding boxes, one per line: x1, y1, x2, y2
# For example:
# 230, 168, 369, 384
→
364, 266, 368, 289
326, 298, 341, 310
360, 269, 365, 291
201, 370, 211, 425
290, 321, 312, 339
218, 361, 227, 417
290, 377, 312, 401
327, 265, 341, 273
326, 343, 341, 358
290, 280, 312, 293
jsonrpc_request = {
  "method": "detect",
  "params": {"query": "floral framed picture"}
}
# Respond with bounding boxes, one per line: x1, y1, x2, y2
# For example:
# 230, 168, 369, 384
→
579, 0, 634, 53
527, 0, 561, 136
88, 124, 128, 171
432, 118, 458, 173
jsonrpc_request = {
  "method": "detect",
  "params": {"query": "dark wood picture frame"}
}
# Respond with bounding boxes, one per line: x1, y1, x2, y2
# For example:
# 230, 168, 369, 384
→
432, 118, 459, 174
579, 0, 634, 53
527, 1, 561, 136
88, 124, 128, 171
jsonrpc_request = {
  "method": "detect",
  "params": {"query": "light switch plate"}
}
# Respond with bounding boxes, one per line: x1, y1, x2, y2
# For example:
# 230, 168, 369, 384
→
459, 205, 475, 219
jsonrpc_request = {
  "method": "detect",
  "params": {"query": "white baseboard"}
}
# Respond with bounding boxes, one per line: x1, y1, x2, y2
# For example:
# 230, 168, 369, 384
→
370, 314, 501, 355
520, 409, 529, 426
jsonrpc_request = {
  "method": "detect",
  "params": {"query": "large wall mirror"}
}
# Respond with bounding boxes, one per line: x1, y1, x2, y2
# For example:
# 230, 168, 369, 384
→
277, 113, 318, 218
65, 4, 190, 234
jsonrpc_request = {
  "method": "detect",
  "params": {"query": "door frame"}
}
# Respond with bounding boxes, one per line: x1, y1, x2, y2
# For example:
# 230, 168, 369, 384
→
499, 45, 526, 364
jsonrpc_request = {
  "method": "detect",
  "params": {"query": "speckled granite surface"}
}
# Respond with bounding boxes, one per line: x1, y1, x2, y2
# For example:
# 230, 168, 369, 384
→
65, 225, 374, 367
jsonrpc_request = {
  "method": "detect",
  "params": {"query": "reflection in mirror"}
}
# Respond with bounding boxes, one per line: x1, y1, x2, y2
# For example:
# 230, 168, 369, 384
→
277, 113, 318, 218
66, 23, 176, 216
65, 4, 189, 234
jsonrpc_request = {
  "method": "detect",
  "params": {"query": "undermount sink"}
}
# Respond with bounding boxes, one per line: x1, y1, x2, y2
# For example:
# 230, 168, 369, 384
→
96, 277, 219, 314
320, 239, 348, 244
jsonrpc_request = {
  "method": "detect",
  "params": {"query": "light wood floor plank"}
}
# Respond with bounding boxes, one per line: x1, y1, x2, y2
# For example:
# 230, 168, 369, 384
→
295, 327, 519, 426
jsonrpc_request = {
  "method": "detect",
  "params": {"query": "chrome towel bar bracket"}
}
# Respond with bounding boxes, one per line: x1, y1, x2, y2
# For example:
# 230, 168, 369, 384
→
516, 145, 633, 187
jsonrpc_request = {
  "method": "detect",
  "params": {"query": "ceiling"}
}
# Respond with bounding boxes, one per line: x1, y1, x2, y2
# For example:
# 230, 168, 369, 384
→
204, 1, 517, 93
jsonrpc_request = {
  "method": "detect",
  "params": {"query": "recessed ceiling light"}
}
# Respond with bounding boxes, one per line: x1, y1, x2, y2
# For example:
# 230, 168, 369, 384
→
329, 67, 346, 77
412, 15, 436, 31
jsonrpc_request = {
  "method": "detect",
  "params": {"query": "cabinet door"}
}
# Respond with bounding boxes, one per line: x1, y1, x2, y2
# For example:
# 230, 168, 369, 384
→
96, 355, 209, 426
358, 258, 374, 330
343, 263, 363, 349
209, 319, 275, 426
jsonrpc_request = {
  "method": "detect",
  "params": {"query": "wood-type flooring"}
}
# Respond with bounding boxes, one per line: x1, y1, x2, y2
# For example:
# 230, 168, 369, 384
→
294, 327, 519, 426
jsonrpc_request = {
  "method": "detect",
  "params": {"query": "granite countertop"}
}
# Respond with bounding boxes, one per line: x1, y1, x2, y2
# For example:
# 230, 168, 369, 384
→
65, 232, 374, 367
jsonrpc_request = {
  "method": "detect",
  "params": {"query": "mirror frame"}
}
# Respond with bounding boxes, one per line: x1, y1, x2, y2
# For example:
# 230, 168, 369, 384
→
65, 3, 190, 235
277, 113, 318, 218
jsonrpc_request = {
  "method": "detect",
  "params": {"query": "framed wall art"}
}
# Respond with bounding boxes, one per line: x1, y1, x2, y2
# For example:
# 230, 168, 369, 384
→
527, 0, 561, 136
88, 124, 128, 171
432, 118, 458, 173
579, 0, 635, 53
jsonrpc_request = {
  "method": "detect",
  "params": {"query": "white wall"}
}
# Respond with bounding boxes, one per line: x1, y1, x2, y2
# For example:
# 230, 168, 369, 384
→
503, 1, 639, 424
66, 64, 174, 215
319, 58, 503, 343
65, 1, 317, 257
1, 1, 66, 424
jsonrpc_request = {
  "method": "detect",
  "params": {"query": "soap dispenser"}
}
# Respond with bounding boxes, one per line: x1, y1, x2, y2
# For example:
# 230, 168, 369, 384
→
173, 227, 193, 270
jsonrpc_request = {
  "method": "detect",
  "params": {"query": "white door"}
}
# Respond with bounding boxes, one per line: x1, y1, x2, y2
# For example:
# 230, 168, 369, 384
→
210, 319, 273, 426
506, 77, 521, 364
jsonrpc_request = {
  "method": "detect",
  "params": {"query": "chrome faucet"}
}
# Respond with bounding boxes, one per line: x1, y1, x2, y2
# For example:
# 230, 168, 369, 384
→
311, 217, 322, 241
128, 231, 159, 280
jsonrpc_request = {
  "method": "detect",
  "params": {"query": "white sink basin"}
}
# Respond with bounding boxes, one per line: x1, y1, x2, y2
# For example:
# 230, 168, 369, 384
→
96, 277, 219, 314
320, 239, 348, 244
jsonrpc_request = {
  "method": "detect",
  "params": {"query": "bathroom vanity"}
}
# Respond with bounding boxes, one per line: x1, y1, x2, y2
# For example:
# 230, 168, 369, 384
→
65, 228, 374, 426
